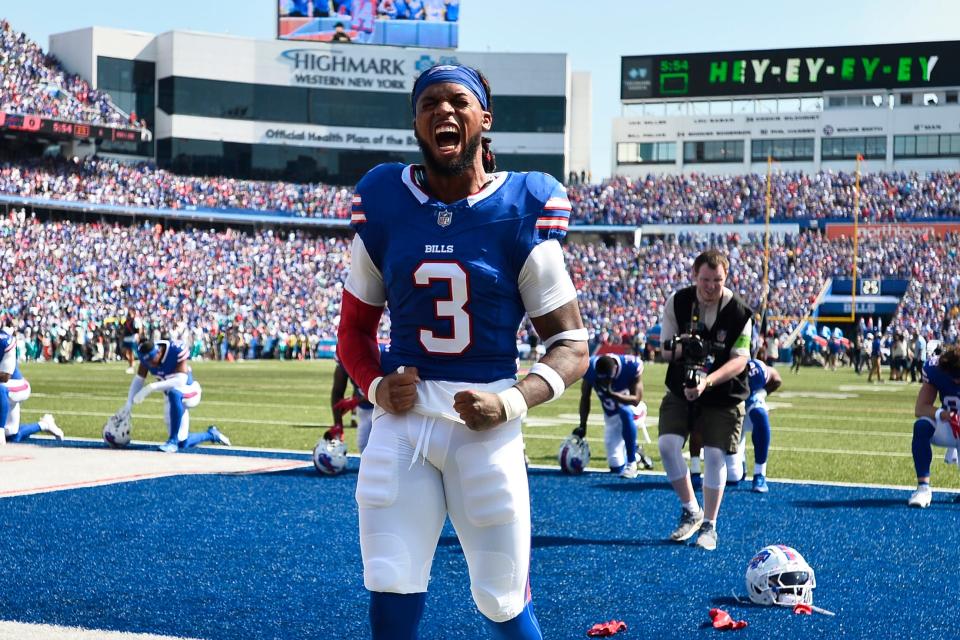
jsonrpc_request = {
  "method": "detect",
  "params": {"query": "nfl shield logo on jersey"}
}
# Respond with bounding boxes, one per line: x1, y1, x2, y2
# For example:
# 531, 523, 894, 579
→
437, 208, 453, 227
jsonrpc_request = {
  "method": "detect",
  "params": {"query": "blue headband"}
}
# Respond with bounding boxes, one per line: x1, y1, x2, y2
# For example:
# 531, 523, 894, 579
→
139, 345, 159, 362
411, 65, 488, 114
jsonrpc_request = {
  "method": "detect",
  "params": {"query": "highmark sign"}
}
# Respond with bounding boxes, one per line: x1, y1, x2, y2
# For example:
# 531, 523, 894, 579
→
279, 49, 459, 90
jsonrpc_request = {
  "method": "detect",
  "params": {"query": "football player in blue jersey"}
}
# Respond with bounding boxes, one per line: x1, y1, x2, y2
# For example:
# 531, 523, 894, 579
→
337, 64, 589, 640
0, 330, 63, 443
726, 358, 781, 493
908, 345, 960, 508
573, 353, 654, 478
123, 339, 231, 453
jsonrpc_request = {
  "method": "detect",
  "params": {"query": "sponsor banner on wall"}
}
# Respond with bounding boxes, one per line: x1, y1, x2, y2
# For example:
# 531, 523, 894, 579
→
0, 112, 146, 142
262, 124, 419, 150
825, 222, 960, 239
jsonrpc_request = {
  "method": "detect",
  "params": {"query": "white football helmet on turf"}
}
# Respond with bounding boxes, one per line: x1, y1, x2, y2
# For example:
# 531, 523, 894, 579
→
745, 544, 816, 606
313, 437, 348, 475
103, 409, 132, 448
558, 435, 590, 475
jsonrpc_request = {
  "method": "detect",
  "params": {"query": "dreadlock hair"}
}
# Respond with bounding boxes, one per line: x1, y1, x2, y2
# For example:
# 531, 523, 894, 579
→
475, 70, 496, 173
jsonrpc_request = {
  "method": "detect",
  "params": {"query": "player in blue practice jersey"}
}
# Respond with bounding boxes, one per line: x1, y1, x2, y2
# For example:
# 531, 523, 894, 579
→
574, 354, 654, 478
0, 330, 63, 443
337, 64, 589, 639
908, 345, 960, 508
122, 340, 232, 453
726, 358, 781, 493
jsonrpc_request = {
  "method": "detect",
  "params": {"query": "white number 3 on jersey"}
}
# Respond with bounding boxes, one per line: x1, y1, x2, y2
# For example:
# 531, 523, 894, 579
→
414, 261, 472, 355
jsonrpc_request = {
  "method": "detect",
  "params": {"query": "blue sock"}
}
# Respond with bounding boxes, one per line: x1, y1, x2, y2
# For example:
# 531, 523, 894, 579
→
167, 390, 184, 442
370, 591, 426, 640
12, 422, 41, 442
182, 430, 214, 449
618, 406, 638, 465
750, 407, 771, 465
912, 418, 936, 478
486, 600, 543, 640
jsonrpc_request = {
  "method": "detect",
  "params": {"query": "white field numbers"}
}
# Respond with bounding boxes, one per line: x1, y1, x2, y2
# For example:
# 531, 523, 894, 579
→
414, 261, 471, 354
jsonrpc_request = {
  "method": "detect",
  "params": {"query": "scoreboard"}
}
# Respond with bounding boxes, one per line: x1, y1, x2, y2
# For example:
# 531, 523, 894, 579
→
0, 112, 144, 142
621, 41, 960, 100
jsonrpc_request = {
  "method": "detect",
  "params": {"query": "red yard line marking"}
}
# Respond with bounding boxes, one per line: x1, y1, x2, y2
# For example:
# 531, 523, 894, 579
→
0, 461, 309, 496
0, 455, 33, 462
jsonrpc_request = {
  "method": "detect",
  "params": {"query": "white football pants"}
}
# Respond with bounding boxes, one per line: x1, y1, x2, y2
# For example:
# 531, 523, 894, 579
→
356, 407, 532, 623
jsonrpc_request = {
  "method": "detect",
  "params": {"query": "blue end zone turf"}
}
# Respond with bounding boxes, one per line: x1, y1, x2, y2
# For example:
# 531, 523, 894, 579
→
1, 455, 957, 639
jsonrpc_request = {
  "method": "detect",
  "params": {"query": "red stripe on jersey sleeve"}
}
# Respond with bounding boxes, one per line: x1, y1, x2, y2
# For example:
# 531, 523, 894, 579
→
337, 289, 384, 397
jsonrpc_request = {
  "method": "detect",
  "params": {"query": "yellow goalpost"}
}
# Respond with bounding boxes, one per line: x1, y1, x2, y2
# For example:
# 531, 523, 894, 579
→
762, 154, 863, 327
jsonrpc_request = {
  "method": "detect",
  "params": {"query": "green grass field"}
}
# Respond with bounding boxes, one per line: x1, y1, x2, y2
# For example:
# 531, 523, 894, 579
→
17, 359, 958, 489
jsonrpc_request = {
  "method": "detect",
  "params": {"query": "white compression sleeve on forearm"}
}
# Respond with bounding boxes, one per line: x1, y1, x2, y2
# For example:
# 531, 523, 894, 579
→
126, 376, 146, 407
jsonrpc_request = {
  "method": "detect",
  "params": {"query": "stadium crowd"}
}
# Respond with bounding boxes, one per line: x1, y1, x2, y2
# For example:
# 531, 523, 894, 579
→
0, 155, 354, 218
0, 20, 139, 128
0, 214, 352, 363
4, 152, 960, 225
565, 171, 960, 225
2, 211, 957, 365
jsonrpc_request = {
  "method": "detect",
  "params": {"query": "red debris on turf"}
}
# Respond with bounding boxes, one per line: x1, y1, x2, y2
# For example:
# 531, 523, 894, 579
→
709, 608, 748, 630
586, 620, 627, 637
793, 603, 813, 615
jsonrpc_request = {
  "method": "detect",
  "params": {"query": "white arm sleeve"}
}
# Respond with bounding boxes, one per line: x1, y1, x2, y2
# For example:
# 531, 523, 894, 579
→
518, 240, 578, 318
344, 234, 386, 307
0, 344, 15, 376
126, 375, 146, 408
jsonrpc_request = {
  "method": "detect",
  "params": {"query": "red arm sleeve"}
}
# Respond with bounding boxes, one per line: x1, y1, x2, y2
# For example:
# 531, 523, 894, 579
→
337, 289, 384, 396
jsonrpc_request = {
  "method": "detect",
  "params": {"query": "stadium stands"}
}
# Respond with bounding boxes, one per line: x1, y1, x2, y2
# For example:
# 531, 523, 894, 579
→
0, 155, 354, 218
4, 152, 960, 224
0, 214, 354, 362
565, 171, 960, 225
2, 210, 955, 364
0, 19, 140, 128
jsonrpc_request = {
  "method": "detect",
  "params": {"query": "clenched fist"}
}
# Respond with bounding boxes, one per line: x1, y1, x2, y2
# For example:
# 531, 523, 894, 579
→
376, 366, 420, 414
453, 389, 507, 431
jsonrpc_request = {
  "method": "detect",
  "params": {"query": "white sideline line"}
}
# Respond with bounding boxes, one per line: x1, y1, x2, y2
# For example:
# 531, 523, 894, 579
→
23, 409, 329, 428
0, 621, 202, 639
46, 437, 958, 495
525, 463, 960, 494
30, 392, 312, 410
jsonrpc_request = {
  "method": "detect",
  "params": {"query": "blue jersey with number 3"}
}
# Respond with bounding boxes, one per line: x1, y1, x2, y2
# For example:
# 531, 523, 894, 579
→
351, 163, 570, 383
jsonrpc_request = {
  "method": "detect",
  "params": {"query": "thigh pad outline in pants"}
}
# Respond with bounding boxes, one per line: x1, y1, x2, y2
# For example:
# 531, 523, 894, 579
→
448, 421, 531, 622
177, 381, 202, 408
931, 416, 960, 449
4, 379, 30, 404
603, 412, 627, 469
356, 412, 446, 594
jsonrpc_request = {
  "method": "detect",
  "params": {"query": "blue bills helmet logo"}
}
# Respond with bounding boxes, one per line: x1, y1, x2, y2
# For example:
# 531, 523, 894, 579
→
437, 209, 453, 227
